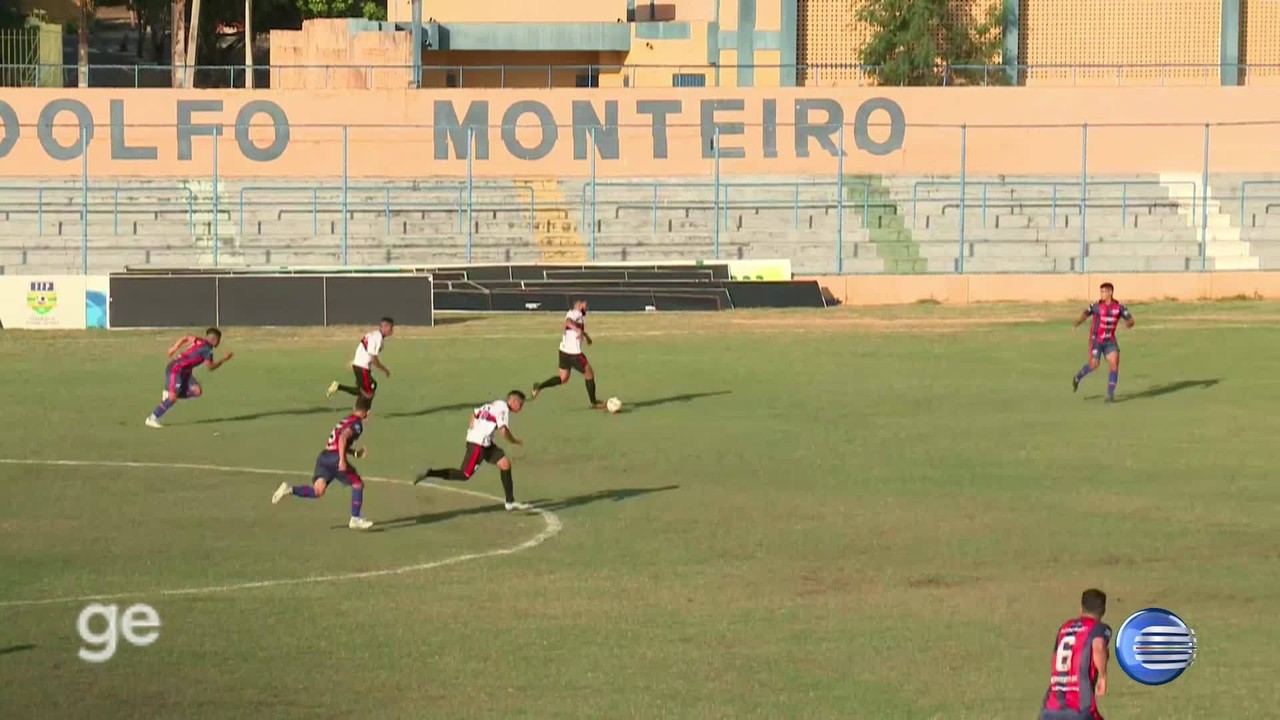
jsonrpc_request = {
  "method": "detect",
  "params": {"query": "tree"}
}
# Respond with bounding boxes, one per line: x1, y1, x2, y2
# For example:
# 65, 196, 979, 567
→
295, 0, 385, 20
857, 0, 1005, 86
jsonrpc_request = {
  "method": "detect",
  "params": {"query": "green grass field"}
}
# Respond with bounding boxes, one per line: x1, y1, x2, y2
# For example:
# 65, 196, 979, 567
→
2, 302, 1279, 719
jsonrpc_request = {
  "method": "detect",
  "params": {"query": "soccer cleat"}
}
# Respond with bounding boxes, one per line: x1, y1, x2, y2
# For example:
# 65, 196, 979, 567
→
145, 416, 163, 429
1105, 396, 1115, 404
413, 471, 430, 485
590, 402, 606, 410
348, 516, 373, 530
1072, 377, 1080, 393
326, 381, 339, 398
505, 501, 532, 512
530, 384, 541, 400
271, 482, 290, 504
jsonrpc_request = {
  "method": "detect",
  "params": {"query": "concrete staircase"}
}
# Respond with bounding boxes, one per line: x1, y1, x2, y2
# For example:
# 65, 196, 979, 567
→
514, 178, 585, 262
1160, 173, 1258, 270
5, 174, 1280, 275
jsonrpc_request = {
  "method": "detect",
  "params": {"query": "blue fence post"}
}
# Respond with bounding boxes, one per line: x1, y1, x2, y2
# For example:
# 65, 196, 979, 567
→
212, 127, 220, 268
652, 184, 659, 237
341, 125, 350, 266
1079, 123, 1088, 273
836, 122, 845, 274
958, 124, 967, 274
80, 126, 88, 275
1201, 123, 1210, 271
113, 186, 120, 236
466, 126, 474, 263
589, 127, 598, 260
713, 126, 721, 260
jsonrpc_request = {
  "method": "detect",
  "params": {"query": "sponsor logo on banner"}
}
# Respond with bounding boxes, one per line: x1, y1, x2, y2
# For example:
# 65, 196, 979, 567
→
27, 280, 57, 316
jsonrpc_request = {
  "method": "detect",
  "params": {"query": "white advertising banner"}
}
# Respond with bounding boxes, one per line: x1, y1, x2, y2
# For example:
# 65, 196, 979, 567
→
0, 275, 98, 330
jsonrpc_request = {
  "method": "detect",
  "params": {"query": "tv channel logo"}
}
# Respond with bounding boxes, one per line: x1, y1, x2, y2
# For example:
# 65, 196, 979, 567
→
1115, 607, 1197, 686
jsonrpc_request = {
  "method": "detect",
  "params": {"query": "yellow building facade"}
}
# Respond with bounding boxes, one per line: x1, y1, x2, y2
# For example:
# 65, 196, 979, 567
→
271, 0, 1280, 88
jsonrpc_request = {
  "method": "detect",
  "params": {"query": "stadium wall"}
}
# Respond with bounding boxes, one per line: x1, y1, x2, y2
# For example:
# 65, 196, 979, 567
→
3, 86, 1280, 178
810, 272, 1280, 306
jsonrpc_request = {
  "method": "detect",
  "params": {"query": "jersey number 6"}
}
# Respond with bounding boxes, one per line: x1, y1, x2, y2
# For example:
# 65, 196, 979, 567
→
1055, 635, 1077, 674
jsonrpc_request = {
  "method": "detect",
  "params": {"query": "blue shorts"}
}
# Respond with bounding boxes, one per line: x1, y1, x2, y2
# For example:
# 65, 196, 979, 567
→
1090, 339, 1119, 359
313, 451, 361, 486
164, 365, 200, 398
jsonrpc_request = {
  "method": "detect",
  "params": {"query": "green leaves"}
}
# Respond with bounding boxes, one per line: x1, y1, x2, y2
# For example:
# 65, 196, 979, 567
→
857, 0, 1007, 86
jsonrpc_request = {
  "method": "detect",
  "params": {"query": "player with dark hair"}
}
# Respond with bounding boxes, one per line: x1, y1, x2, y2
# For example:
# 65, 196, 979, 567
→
146, 327, 233, 428
414, 391, 532, 512
1039, 588, 1111, 720
272, 395, 374, 530
329, 317, 394, 404
1072, 283, 1134, 403
531, 300, 604, 409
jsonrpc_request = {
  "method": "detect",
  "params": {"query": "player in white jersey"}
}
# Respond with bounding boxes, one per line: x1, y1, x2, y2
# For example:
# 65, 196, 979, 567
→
531, 299, 604, 409
414, 391, 532, 512
328, 317, 394, 404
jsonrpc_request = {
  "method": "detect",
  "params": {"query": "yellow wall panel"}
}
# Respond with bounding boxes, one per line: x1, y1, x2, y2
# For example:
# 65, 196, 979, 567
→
757, 0, 782, 30
1243, 0, 1280, 85
755, 49, 782, 86
1021, 0, 1220, 85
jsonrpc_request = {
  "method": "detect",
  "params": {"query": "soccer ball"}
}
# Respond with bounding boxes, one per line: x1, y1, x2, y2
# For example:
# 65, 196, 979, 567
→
605, 397, 623, 414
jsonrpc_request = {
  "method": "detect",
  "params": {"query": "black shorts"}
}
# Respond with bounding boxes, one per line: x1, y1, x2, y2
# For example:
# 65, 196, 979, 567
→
1090, 339, 1120, 359
352, 365, 377, 396
558, 351, 589, 373
460, 442, 504, 479
313, 451, 361, 486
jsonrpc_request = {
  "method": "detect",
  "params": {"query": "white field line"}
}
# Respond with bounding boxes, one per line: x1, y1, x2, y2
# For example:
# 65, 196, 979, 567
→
0, 458, 562, 608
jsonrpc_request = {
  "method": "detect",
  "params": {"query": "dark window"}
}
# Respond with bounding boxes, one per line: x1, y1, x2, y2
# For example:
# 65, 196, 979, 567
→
672, 73, 706, 87
445, 72, 459, 88
576, 72, 600, 88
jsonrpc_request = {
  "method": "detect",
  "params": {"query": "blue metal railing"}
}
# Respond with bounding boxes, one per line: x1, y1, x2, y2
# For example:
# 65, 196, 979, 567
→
0, 184, 196, 237
236, 184, 534, 237
8, 61, 1280, 89
909, 180, 1196, 231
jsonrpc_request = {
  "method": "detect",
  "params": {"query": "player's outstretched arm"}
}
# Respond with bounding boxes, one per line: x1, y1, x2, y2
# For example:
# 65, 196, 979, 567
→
501, 426, 523, 447
1072, 310, 1090, 329
166, 335, 195, 356
208, 352, 234, 371
371, 355, 391, 378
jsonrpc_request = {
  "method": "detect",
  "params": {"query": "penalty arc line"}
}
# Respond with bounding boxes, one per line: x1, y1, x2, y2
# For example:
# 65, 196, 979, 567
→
0, 458, 563, 609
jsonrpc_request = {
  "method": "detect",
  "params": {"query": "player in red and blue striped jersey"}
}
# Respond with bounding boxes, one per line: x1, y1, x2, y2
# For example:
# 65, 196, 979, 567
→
145, 327, 233, 428
271, 395, 374, 530
1071, 283, 1134, 403
1039, 589, 1111, 720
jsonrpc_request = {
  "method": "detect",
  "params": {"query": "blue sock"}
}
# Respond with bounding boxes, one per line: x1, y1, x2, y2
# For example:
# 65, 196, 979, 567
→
1074, 364, 1093, 382
350, 484, 363, 518
152, 398, 175, 418
292, 486, 317, 498
1107, 371, 1118, 398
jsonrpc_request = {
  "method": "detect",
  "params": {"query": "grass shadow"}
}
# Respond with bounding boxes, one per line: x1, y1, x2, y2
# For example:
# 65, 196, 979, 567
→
187, 406, 335, 425
1115, 379, 1221, 403
0, 644, 35, 656
383, 402, 484, 419
363, 484, 679, 532
626, 391, 732, 410
1085, 379, 1221, 403
433, 315, 482, 326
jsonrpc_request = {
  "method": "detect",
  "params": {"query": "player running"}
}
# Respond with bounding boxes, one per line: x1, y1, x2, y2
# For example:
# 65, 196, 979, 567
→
1071, 283, 1134, 403
413, 391, 532, 512
328, 317, 394, 404
531, 300, 604, 409
145, 327, 233, 428
1039, 588, 1111, 720
272, 395, 374, 530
